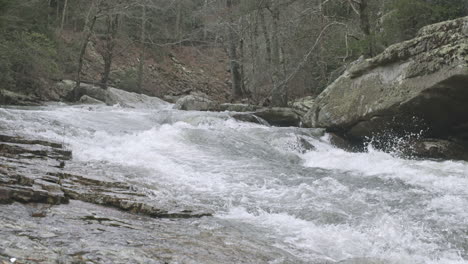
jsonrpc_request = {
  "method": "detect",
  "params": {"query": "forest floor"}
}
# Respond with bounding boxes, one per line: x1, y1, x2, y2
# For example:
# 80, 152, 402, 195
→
60, 31, 232, 103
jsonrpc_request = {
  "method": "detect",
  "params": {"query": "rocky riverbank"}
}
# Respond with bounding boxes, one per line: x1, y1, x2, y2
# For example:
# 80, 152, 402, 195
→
0, 131, 217, 263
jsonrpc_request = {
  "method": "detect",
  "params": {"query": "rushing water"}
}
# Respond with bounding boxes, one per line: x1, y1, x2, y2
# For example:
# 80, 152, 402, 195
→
1, 103, 467, 264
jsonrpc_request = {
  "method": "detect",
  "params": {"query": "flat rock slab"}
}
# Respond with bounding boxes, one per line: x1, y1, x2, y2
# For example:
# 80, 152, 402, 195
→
0, 200, 300, 264
0, 134, 212, 218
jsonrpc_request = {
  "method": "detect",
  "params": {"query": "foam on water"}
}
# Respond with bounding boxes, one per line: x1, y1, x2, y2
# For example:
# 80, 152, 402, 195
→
1, 105, 467, 264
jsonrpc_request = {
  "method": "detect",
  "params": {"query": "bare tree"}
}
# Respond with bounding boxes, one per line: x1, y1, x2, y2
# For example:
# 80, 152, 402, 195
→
75, 0, 102, 96
100, 13, 119, 89
226, 0, 243, 99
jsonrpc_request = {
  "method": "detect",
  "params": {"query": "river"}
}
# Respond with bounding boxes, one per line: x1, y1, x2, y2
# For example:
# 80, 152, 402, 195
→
0, 103, 467, 264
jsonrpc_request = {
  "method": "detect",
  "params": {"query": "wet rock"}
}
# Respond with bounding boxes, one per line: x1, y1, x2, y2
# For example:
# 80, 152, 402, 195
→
405, 138, 468, 160
328, 133, 357, 152
298, 137, 316, 153
0, 200, 300, 264
304, 16, 468, 160
254, 107, 302, 127
79, 95, 105, 105
219, 103, 259, 112
230, 113, 268, 125
174, 95, 219, 111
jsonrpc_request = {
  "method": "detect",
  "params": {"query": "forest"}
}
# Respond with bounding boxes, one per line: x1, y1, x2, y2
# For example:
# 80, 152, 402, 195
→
0, 0, 466, 106
1, 1, 468, 263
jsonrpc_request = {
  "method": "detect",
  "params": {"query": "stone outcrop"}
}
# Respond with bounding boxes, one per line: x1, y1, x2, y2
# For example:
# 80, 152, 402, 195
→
304, 16, 468, 159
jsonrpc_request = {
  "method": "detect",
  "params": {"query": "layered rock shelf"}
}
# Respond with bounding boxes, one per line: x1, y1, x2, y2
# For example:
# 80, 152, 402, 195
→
0, 134, 211, 219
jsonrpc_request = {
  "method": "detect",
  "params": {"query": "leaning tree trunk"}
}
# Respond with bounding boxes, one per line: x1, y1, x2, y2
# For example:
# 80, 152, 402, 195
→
227, 0, 243, 100
75, 13, 98, 99
60, 0, 68, 32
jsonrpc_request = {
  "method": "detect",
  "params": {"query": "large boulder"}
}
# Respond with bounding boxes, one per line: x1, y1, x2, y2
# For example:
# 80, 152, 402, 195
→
105, 87, 169, 109
305, 17, 468, 146
174, 95, 219, 111
68, 82, 108, 102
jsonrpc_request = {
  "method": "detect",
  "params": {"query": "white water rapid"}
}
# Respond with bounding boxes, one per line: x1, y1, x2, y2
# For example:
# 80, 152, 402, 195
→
1, 104, 467, 264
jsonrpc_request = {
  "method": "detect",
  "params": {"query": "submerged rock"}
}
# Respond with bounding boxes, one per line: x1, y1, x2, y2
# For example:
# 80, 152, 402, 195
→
304, 16, 468, 160
254, 107, 302, 127
174, 94, 219, 111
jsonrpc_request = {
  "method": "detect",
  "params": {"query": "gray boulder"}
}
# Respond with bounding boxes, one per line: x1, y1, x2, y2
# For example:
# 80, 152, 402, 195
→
63, 80, 169, 109
305, 16, 468, 146
174, 95, 219, 111
105, 87, 169, 109
67, 82, 108, 102
254, 107, 302, 127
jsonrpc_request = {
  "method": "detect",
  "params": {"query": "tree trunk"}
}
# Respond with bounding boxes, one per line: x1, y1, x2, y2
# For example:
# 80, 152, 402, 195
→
60, 0, 68, 32
101, 14, 119, 89
259, 9, 271, 64
359, 0, 373, 57
75, 4, 99, 99
270, 5, 287, 107
227, 0, 243, 99
137, 4, 146, 91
